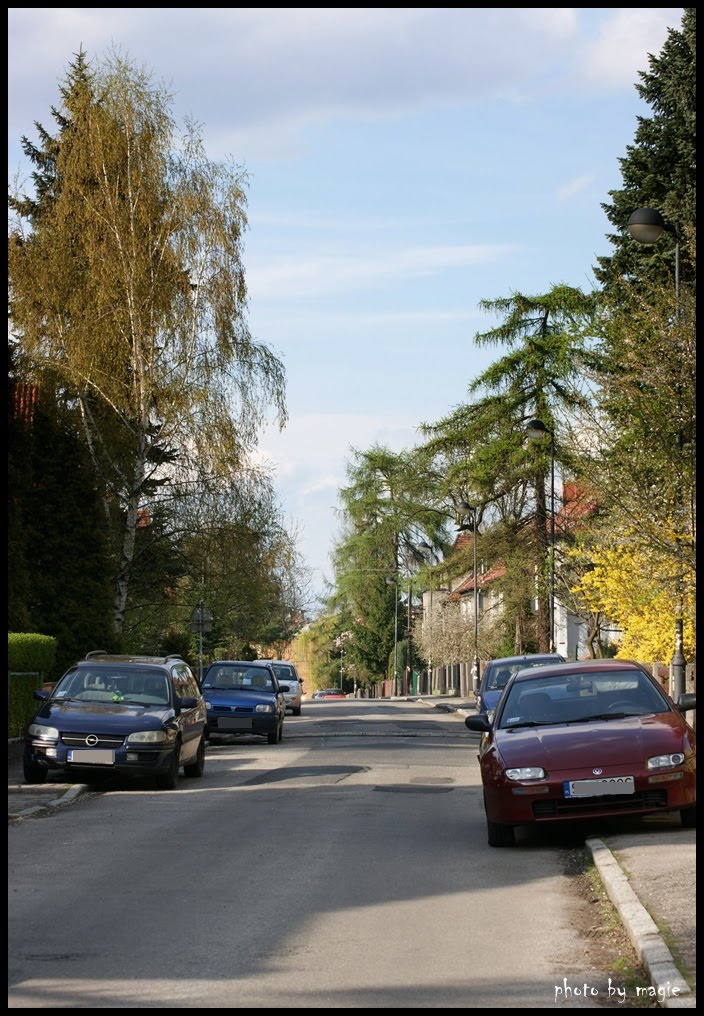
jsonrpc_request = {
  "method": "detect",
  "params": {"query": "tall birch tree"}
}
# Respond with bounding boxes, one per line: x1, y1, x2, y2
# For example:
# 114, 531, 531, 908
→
9, 49, 287, 635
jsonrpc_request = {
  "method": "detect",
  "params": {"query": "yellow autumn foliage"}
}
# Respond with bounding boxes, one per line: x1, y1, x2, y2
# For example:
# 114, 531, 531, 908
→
571, 544, 695, 662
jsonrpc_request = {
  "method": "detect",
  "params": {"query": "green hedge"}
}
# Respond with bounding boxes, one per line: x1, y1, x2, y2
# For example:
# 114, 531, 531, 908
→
8, 672, 43, 738
8, 634, 58, 737
8, 633, 57, 673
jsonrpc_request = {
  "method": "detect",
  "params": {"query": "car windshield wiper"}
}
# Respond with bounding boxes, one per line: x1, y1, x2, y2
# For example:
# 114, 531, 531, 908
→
566, 712, 632, 723
502, 719, 558, 730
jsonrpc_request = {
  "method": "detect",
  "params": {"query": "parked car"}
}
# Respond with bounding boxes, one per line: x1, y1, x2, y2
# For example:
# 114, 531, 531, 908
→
311, 690, 326, 699
23, 652, 207, 790
476, 653, 566, 717
201, 660, 286, 744
465, 659, 696, 847
261, 660, 303, 715
321, 688, 346, 699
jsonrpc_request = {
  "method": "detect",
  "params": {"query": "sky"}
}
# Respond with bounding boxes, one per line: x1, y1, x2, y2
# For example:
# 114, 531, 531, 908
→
7, 8, 685, 609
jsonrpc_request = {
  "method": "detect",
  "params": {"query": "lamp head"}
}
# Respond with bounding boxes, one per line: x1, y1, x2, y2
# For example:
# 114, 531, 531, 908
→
627, 207, 667, 245
525, 418, 549, 441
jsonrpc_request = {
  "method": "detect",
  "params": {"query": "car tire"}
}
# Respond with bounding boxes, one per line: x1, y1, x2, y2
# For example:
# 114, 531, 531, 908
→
483, 792, 515, 847
267, 727, 278, 745
680, 806, 696, 828
23, 758, 48, 784
278, 720, 283, 742
156, 746, 180, 790
183, 736, 205, 778
486, 816, 515, 847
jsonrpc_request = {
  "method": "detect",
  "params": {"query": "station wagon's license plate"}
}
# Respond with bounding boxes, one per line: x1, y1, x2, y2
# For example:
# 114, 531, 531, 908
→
217, 718, 252, 731
67, 749, 115, 765
564, 776, 635, 798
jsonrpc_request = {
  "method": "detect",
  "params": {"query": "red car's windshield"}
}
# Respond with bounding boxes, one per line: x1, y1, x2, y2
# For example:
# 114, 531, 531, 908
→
498, 669, 671, 729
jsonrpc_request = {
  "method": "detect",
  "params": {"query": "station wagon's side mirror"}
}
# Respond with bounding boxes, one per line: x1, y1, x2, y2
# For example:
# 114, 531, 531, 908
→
465, 714, 492, 733
33, 689, 50, 702
178, 696, 198, 710
676, 692, 696, 713
278, 684, 289, 693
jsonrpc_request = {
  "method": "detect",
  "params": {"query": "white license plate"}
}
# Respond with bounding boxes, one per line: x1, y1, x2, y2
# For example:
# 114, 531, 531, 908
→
564, 776, 635, 798
67, 749, 115, 765
217, 718, 252, 731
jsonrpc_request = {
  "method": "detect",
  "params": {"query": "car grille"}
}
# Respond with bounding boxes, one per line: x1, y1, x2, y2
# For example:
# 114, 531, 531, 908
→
60, 733, 125, 749
212, 705, 254, 715
533, 790, 668, 819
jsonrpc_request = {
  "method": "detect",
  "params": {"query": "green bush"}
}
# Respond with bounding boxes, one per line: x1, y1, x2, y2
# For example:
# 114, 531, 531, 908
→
8, 672, 43, 738
8, 633, 58, 737
8, 633, 57, 673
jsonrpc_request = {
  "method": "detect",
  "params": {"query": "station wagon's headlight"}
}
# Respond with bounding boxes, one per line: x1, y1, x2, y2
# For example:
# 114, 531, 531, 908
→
28, 723, 59, 740
126, 730, 168, 744
647, 753, 685, 769
505, 767, 546, 781
255, 704, 275, 713
204, 699, 212, 709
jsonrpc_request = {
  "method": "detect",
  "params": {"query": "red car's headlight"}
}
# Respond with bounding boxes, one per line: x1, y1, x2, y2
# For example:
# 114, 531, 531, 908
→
647, 753, 685, 769
505, 767, 546, 781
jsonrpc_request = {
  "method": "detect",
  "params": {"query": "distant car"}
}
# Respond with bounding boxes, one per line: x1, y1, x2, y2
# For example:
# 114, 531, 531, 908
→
321, 688, 346, 699
23, 652, 207, 790
476, 653, 565, 717
261, 660, 303, 715
312, 690, 325, 699
465, 659, 697, 847
201, 660, 286, 744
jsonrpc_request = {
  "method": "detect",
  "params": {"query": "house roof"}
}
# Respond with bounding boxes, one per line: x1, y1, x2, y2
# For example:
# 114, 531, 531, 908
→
447, 563, 506, 601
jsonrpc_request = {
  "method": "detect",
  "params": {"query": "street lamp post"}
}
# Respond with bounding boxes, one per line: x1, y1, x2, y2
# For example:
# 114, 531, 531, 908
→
627, 207, 686, 699
525, 420, 556, 653
189, 600, 213, 684
418, 542, 435, 696
405, 578, 413, 697
458, 503, 481, 694
386, 575, 399, 696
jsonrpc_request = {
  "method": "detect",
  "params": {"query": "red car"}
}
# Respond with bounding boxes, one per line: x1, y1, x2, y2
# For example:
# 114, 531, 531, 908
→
465, 659, 696, 847
322, 688, 346, 699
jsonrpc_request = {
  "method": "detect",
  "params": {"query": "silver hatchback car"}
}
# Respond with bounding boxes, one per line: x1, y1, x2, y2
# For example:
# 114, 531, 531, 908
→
262, 660, 303, 715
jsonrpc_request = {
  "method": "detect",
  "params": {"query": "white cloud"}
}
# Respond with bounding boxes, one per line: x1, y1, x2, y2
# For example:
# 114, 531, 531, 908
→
247, 243, 513, 300
575, 9, 682, 89
9, 9, 683, 163
556, 173, 596, 203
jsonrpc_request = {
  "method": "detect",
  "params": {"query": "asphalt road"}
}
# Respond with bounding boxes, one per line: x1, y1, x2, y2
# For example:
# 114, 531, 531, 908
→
8, 698, 696, 1008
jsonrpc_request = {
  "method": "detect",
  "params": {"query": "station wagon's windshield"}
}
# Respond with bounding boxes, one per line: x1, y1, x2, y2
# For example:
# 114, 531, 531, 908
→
53, 668, 171, 705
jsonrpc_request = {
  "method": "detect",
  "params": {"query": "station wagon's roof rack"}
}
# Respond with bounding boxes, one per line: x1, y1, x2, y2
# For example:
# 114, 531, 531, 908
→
85, 650, 108, 658
164, 654, 184, 661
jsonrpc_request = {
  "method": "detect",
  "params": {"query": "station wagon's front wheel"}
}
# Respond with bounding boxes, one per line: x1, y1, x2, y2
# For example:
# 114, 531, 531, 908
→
23, 757, 48, 784
156, 747, 179, 790
267, 727, 278, 745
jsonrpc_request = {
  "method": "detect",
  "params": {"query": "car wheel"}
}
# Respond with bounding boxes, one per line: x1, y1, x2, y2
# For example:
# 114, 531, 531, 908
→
23, 758, 48, 784
483, 791, 515, 847
278, 720, 283, 742
183, 736, 205, 778
267, 726, 279, 745
680, 806, 696, 828
486, 816, 515, 847
156, 746, 180, 790
293, 706, 301, 716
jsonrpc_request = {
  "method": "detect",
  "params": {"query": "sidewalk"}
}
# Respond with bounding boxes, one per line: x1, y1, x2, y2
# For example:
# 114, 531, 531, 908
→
9, 712, 696, 1007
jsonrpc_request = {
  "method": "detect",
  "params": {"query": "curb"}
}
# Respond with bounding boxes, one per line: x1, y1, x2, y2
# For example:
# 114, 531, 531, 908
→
586, 837, 695, 1008
8, 784, 88, 821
